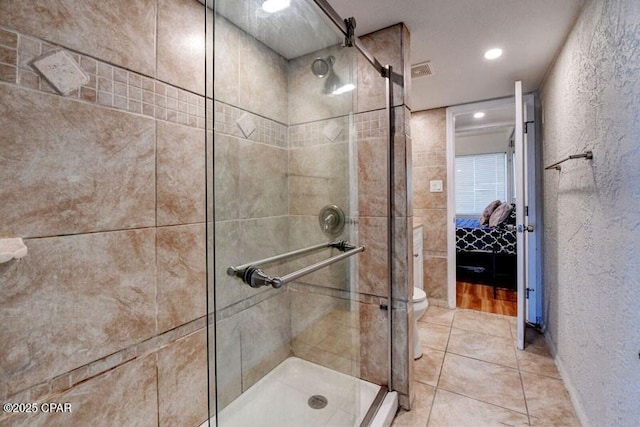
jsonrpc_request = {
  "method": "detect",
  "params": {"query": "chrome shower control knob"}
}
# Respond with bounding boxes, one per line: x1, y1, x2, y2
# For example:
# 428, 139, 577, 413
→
319, 205, 346, 236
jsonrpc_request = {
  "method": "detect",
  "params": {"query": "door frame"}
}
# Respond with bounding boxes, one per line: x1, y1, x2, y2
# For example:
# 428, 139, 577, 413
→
445, 95, 541, 319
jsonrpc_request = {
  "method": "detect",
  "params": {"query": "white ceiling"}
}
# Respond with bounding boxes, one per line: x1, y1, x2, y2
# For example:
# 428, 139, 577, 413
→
328, 0, 584, 111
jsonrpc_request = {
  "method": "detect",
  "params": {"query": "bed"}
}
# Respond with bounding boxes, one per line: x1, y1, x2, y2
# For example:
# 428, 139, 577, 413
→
455, 212, 516, 255
455, 207, 517, 293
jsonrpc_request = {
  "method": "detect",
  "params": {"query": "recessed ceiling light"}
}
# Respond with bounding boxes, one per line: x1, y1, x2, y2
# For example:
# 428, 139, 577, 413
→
473, 112, 485, 119
262, 0, 290, 13
484, 48, 503, 60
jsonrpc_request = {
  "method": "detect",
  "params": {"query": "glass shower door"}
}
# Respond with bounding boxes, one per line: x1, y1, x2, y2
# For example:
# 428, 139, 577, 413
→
206, 0, 391, 425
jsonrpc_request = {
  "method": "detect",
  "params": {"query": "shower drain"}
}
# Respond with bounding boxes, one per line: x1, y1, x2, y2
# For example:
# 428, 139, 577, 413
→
307, 395, 328, 409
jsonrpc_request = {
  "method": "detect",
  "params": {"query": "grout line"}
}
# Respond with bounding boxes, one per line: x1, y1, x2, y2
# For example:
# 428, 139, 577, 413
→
424, 307, 455, 426
514, 341, 533, 425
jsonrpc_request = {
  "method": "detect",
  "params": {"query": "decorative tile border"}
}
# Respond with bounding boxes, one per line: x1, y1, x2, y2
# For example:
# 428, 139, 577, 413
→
0, 25, 206, 129
214, 101, 287, 149
288, 115, 351, 148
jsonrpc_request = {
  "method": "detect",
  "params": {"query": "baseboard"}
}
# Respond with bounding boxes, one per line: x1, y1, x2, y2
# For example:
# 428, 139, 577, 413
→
544, 332, 589, 426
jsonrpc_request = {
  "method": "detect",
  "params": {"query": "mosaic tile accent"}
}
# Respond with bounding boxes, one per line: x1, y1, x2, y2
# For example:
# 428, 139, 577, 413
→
0, 28, 17, 83
214, 101, 287, 148
355, 108, 388, 139
0, 26, 206, 129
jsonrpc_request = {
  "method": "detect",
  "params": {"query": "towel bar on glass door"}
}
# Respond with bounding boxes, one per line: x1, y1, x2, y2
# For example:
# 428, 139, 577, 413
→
227, 241, 364, 289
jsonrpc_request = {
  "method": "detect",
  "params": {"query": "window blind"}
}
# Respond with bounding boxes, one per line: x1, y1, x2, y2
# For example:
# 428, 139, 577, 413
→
455, 153, 507, 215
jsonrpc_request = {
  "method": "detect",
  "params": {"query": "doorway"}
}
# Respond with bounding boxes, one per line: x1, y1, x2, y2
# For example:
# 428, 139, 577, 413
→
445, 94, 541, 329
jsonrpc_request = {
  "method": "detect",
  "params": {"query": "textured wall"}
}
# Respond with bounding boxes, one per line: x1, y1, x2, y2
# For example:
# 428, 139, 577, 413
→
540, 0, 640, 425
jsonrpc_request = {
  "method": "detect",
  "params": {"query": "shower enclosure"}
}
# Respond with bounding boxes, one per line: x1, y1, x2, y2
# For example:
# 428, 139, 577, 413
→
0, 0, 405, 425
207, 0, 395, 425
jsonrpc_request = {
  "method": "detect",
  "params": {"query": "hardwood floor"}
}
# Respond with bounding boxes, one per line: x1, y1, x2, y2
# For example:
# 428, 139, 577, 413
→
456, 281, 517, 316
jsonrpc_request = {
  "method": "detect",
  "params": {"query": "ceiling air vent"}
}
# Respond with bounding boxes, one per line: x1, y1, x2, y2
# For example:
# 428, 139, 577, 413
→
411, 61, 433, 79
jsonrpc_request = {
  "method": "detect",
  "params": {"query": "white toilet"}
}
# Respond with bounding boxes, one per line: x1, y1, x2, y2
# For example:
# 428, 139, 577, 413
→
413, 287, 429, 359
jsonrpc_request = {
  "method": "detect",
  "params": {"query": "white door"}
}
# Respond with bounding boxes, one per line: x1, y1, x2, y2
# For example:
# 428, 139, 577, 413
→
515, 81, 527, 350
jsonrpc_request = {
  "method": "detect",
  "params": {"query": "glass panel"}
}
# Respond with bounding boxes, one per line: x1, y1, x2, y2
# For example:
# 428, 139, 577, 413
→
2, 1, 209, 425
206, 0, 390, 425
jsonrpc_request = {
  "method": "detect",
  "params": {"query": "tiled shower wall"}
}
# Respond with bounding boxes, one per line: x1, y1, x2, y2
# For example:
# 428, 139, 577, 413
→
0, 1, 210, 425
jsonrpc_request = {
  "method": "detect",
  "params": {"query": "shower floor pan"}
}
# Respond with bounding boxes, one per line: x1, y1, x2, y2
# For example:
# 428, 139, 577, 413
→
201, 357, 382, 427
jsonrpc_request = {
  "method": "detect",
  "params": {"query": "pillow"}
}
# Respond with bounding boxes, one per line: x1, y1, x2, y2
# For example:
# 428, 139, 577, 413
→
489, 203, 514, 227
479, 200, 502, 226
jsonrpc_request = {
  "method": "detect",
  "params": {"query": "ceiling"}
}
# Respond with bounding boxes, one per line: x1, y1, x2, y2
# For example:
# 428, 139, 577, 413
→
328, 0, 584, 111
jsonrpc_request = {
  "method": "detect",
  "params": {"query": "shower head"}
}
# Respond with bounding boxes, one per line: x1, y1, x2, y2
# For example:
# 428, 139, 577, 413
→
311, 56, 335, 78
311, 56, 355, 95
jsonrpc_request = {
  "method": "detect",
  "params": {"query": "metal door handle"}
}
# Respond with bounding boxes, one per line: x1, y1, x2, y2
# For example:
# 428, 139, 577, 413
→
516, 224, 535, 233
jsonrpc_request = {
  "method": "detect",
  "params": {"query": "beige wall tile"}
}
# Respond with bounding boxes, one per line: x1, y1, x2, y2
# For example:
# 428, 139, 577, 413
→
0, 0, 156, 76
357, 137, 388, 217
239, 35, 288, 124
290, 289, 341, 347
413, 150, 446, 167
392, 302, 411, 396
357, 216, 389, 297
413, 165, 447, 210
213, 219, 253, 311
422, 209, 447, 253
157, 0, 206, 95
239, 141, 288, 219
424, 256, 447, 299
357, 25, 405, 112
285, 216, 349, 291
393, 133, 410, 217
157, 121, 206, 226
411, 109, 446, 154
359, 302, 388, 385
214, 15, 240, 106
213, 133, 240, 221
393, 217, 411, 301
0, 84, 155, 238
0, 355, 158, 427
156, 224, 206, 333
0, 229, 156, 397
288, 46, 355, 124
214, 314, 241, 410
240, 292, 291, 389
157, 329, 208, 427
288, 143, 348, 216
0, 63, 16, 83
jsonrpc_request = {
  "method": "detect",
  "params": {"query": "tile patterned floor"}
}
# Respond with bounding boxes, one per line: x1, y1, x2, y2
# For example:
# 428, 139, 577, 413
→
392, 306, 581, 426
